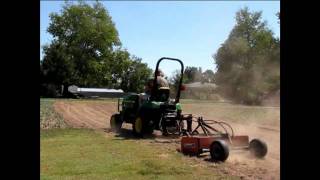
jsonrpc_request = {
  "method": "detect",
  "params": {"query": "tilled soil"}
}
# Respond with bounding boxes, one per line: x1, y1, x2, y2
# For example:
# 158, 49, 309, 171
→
54, 100, 280, 180
54, 101, 114, 129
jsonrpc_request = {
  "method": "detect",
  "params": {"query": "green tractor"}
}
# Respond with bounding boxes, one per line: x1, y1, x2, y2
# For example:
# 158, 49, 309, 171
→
109, 57, 269, 161
110, 57, 193, 137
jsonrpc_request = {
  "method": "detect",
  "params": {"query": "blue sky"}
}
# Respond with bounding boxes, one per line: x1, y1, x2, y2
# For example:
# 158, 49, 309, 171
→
40, 1, 280, 76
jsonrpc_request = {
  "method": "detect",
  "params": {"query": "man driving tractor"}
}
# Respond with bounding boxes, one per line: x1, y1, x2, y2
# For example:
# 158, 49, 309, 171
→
139, 69, 169, 103
156, 69, 169, 88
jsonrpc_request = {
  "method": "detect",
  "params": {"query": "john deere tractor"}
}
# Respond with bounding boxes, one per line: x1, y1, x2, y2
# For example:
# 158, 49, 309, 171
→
110, 57, 193, 137
109, 57, 268, 162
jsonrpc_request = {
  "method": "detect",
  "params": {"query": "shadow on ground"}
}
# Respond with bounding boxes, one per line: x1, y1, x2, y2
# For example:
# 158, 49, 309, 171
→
103, 128, 156, 140
103, 127, 182, 143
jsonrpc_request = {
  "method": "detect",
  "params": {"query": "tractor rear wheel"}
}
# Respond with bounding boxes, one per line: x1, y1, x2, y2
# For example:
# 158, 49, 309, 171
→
249, 139, 268, 158
110, 113, 122, 132
210, 140, 229, 162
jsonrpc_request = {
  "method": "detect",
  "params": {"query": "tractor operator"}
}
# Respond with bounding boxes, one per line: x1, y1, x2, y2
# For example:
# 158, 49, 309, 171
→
139, 69, 169, 104
156, 69, 169, 88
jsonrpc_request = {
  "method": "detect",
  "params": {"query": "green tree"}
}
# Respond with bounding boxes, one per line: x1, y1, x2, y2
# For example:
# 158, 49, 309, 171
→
170, 67, 214, 87
105, 49, 152, 92
122, 56, 153, 93
169, 70, 183, 88
214, 7, 280, 105
184, 66, 203, 83
168, 69, 186, 98
41, 1, 120, 95
202, 70, 215, 83
41, 1, 152, 96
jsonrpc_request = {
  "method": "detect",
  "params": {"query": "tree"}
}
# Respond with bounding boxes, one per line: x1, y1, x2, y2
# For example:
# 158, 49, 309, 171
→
41, 1, 152, 96
170, 67, 215, 87
183, 66, 203, 83
202, 70, 215, 83
121, 56, 153, 93
169, 70, 182, 88
214, 7, 280, 105
41, 1, 119, 95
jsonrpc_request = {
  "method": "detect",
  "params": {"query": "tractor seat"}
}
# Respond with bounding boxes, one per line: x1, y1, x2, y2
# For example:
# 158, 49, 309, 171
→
156, 87, 170, 102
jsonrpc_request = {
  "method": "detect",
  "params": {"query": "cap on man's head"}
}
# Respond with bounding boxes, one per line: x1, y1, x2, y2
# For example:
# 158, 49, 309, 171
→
156, 69, 164, 77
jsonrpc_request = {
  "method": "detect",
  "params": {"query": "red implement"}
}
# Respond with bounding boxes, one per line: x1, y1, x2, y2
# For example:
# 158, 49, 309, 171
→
181, 135, 249, 156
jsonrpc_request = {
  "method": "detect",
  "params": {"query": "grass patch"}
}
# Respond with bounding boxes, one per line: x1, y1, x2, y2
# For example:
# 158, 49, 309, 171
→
40, 99, 68, 129
41, 129, 238, 180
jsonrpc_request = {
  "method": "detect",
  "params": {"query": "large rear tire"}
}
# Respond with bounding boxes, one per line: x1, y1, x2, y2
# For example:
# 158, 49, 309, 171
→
110, 114, 122, 132
249, 139, 268, 158
210, 140, 229, 162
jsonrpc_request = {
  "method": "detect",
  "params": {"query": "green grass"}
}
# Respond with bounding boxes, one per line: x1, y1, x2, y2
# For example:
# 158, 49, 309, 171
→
41, 129, 238, 180
40, 99, 68, 129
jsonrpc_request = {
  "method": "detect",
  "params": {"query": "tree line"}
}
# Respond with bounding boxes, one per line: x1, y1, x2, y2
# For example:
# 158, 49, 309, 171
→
169, 67, 215, 90
40, 1, 280, 105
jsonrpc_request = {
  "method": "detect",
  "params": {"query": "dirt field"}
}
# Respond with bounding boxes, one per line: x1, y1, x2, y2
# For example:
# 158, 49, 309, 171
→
54, 100, 280, 180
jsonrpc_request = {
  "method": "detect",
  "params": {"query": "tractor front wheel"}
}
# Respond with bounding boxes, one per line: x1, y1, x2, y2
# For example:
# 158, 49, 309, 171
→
210, 140, 230, 162
110, 113, 122, 132
133, 116, 144, 137
133, 116, 153, 137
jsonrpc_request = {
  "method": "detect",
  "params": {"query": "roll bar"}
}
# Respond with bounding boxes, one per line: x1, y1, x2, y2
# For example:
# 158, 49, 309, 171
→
151, 57, 184, 103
